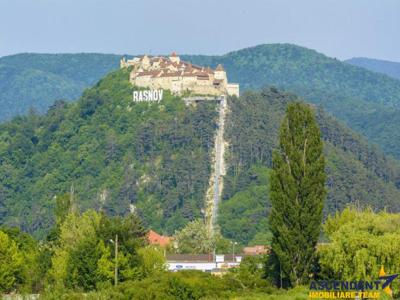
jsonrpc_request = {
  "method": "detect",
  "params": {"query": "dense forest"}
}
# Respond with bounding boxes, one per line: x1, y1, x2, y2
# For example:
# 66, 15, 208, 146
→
0, 53, 120, 120
1, 67, 400, 245
346, 57, 400, 81
0, 68, 218, 238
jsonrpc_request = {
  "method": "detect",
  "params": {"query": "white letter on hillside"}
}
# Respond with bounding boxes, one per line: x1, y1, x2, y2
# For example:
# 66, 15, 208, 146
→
158, 90, 163, 102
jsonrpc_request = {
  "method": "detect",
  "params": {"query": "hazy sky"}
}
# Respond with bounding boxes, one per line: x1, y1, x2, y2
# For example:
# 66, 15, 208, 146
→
1, 0, 399, 61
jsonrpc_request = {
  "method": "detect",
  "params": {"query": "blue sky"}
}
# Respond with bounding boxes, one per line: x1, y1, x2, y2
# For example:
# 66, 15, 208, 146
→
1, 0, 399, 61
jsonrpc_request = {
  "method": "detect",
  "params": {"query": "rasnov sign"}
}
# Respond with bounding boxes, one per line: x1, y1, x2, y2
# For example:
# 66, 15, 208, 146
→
133, 89, 163, 102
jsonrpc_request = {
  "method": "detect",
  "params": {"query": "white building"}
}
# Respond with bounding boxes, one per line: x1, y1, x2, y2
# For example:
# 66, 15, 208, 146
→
166, 254, 242, 272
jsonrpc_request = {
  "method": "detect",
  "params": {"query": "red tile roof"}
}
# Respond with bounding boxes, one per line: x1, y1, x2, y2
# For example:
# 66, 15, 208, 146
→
148, 230, 171, 247
137, 71, 159, 77
243, 245, 270, 255
131, 55, 224, 82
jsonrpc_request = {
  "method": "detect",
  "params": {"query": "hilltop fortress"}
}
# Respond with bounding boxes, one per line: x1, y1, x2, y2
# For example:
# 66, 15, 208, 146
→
120, 53, 239, 97
121, 53, 234, 234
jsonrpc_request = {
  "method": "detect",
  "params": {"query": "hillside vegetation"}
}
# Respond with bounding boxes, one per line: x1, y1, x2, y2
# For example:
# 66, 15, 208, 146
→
183, 44, 400, 159
0, 68, 218, 238
220, 88, 400, 244
0, 53, 120, 121
1, 69, 400, 243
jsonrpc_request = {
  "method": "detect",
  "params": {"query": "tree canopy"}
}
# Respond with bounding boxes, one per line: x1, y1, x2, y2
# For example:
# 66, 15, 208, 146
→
319, 207, 400, 291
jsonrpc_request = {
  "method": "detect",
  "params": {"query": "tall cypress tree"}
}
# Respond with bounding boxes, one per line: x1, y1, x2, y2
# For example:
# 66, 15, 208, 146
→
269, 102, 326, 286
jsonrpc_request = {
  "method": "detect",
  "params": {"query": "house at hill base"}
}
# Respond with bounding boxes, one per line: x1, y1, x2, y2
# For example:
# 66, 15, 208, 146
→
120, 53, 239, 97
243, 245, 270, 255
147, 230, 172, 247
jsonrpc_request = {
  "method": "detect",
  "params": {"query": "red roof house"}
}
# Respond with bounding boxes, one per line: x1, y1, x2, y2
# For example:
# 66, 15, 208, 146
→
243, 245, 270, 255
147, 230, 172, 247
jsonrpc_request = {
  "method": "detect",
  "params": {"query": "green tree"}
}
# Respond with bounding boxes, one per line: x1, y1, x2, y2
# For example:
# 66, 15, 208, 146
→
269, 102, 326, 286
226, 255, 272, 290
54, 193, 74, 226
137, 247, 167, 278
66, 238, 106, 291
319, 207, 400, 292
173, 219, 232, 254
96, 240, 114, 285
173, 219, 214, 254
97, 212, 148, 282
0, 230, 23, 292
249, 231, 272, 246
49, 210, 149, 291
49, 210, 101, 289
1, 226, 44, 293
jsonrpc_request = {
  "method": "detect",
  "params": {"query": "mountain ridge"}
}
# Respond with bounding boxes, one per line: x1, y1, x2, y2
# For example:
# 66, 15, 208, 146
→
346, 57, 400, 81
3, 46, 400, 162
5, 46, 397, 160
0, 53, 121, 120
182, 44, 400, 159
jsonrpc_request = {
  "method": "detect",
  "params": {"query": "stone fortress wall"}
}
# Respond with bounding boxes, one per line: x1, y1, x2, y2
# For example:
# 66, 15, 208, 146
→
120, 53, 239, 97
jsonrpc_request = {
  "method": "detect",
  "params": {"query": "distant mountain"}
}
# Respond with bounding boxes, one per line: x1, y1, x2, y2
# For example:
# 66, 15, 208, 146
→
3, 45, 400, 160
0, 53, 120, 121
182, 44, 400, 159
346, 57, 400, 81
1, 68, 400, 244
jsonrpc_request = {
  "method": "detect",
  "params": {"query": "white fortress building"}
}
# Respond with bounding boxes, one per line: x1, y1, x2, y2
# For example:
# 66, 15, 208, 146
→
120, 52, 239, 97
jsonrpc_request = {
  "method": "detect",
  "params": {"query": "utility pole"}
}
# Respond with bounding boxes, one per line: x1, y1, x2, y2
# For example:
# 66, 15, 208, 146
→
280, 259, 283, 288
231, 241, 237, 261
70, 183, 75, 213
110, 235, 118, 286
114, 234, 118, 287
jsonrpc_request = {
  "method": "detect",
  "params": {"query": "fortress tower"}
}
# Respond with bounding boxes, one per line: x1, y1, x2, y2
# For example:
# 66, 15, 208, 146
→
214, 64, 227, 81
169, 52, 180, 64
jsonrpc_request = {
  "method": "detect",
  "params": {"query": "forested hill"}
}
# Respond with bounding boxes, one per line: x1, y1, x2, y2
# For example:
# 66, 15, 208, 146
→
0, 53, 120, 121
1, 68, 400, 242
0, 68, 218, 238
220, 88, 400, 245
182, 44, 400, 160
346, 57, 400, 81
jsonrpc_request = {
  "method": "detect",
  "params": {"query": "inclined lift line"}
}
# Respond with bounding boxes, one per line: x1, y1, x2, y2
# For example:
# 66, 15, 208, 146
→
183, 95, 227, 236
